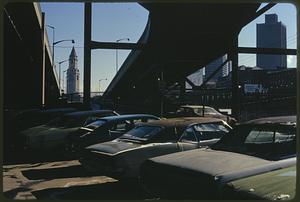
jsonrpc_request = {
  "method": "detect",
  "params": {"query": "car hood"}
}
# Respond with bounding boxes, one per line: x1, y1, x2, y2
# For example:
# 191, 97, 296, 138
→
20, 125, 49, 137
86, 141, 141, 155
86, 140, 174, 156
147, 149, 296, 182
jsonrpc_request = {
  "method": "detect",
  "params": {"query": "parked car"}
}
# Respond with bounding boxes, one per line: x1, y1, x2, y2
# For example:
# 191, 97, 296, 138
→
5, 107, 79, 153
140, 115, 296, 199
79, 117, 231, 178
65, 114, 160, 154
22, 110, 119, 151
167, 105, 236, 125
13, 108, 78, 131
222, 165, 296, 200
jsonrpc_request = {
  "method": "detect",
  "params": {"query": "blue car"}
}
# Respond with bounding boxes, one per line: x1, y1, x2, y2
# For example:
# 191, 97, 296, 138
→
65, 114, 160, 154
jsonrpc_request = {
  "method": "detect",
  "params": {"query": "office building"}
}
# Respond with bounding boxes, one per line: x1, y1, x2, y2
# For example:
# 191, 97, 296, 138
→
256, 14, 287, 69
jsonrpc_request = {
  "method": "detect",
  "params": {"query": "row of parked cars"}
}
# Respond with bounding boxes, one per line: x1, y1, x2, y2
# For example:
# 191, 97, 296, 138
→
15, 106, 296, 200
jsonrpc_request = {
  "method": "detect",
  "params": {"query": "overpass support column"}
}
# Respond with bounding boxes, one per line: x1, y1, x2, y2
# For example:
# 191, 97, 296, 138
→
229, 36, 239, 120
41, 12, 46, 107
83, 2, 92, 108
179, 79, 185, 104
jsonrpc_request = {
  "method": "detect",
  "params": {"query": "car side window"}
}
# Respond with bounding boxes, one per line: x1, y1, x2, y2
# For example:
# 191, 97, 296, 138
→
274, 128, 295, 143
193, 123, 230, 141
244, 128, 274, 144
110, 121, 127, 132
132, 118, 142, 123
196, 108, 204, 116
180, 127, 197, 142
143, 118, 158, 123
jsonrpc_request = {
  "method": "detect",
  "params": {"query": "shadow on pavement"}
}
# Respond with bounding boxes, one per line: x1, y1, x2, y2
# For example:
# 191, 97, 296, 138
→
3, 187, 32, 199
22, 165, 98, 180
31, 180, 149, 200
4, 150, 75, 165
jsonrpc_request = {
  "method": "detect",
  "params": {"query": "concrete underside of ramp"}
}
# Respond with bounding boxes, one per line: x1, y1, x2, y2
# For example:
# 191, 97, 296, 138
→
104, 3, 260, 113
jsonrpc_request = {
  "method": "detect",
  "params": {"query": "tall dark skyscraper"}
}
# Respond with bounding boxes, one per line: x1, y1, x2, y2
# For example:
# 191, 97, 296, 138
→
256, 14, 287, 69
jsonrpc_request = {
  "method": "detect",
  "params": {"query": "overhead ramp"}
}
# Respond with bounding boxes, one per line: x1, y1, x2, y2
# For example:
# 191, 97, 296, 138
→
103, 3, 261, 112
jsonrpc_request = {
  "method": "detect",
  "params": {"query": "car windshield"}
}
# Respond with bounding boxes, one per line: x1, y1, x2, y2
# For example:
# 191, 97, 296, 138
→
211, 124, 296, 160
84, 120, 107, 130
119, 126, 162, 142
46, 115, 87, 128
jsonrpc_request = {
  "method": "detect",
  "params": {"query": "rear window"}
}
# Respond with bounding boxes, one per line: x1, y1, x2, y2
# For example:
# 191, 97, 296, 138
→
84, 120, 107, 130
119, 126, 162, 141
212, 124, 296, 160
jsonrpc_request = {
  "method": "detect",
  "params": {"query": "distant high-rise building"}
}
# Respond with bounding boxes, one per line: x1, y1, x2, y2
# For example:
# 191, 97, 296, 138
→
66, 47, 80, 94
256, 14, 287, 69
205, 55, 229, 82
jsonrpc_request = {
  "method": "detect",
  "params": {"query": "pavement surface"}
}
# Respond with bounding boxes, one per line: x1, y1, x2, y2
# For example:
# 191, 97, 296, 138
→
3, 157, 150, 200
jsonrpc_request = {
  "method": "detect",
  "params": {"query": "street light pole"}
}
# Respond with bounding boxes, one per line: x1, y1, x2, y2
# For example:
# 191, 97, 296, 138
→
58, 59, 68, 94
52, 39, 75, 64
116, 38, 130, 73
99, 78, 107, 94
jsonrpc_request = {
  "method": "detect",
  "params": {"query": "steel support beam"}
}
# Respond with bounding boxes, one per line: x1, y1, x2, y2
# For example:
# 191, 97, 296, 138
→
160, 69, 164, 117
90, 41, 144, 50
238, 47, 297, 55
83, 2, 92, 107
229, 36, 239, 120
185, 77, 196, 89
179, 79, 186, 103
41, 12, 46, 107
252, 3, 276, 21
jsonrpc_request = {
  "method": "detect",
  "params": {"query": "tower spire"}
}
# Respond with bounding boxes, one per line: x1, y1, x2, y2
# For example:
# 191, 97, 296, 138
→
67, 46, 80, 94
70, 46, 77, 58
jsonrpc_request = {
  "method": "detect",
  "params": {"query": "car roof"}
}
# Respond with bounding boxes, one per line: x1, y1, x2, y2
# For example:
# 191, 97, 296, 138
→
139, 117, 225, 130
97, 114, 159, 121
180, 105, 214, 109
243, 115, 296, 125
65, 110, 115, 117
18, 108, 76, 115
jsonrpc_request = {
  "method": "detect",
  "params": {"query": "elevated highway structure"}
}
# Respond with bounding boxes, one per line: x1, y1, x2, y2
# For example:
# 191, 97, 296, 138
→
4, 3, 60, 109
103, 3, 262, 114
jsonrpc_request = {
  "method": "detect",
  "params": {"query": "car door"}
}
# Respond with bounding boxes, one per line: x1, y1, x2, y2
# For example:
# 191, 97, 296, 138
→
177, 126, 199, 151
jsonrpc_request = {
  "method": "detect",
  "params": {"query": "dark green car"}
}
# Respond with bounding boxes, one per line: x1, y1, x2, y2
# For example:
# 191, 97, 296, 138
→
222, 165, 296, 200
140, 116, 296, 199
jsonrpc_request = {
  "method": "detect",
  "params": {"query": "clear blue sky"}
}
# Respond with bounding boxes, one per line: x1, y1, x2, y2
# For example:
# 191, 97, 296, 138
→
40, 2, 297, 92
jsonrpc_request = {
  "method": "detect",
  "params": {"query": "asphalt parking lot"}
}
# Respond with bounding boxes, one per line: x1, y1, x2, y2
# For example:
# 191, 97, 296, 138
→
3, 153, 150, 200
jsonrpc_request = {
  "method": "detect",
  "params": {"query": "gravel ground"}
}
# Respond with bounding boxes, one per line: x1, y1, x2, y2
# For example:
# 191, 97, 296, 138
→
3, 159, 150, 200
